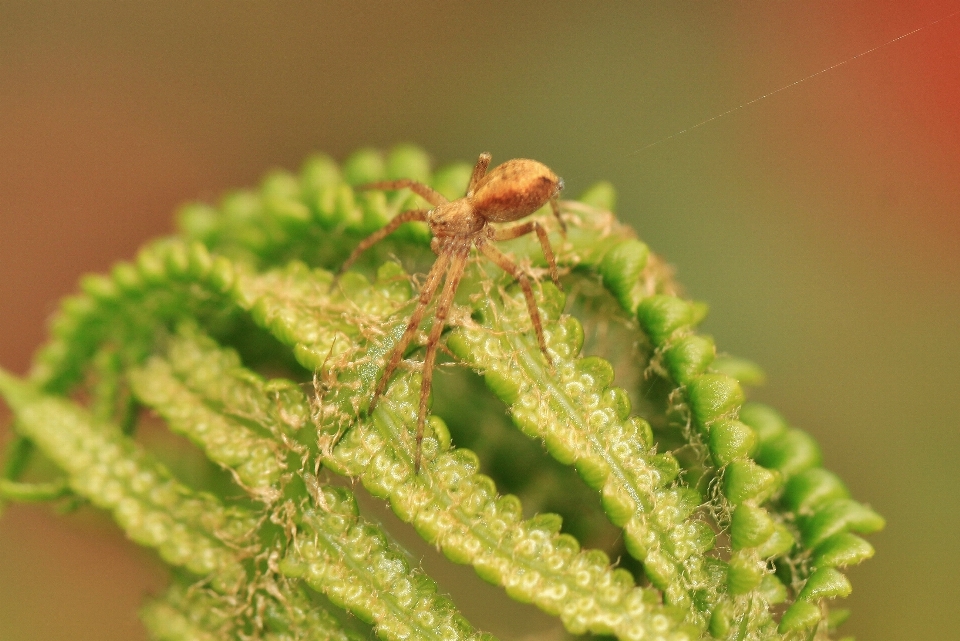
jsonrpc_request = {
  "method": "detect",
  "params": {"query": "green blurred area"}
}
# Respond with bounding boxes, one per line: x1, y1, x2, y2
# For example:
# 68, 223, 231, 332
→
1, 2, 958, 639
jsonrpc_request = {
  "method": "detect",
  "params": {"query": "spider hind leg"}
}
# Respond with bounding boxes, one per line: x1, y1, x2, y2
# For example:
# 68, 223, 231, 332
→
467, 153, 492, 195
478, 241, 553, 365
550, 195, 567, 235
491, 220, 562, 290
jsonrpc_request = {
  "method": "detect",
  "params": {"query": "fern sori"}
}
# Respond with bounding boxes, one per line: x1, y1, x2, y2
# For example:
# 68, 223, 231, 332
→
0, 145, 882, 640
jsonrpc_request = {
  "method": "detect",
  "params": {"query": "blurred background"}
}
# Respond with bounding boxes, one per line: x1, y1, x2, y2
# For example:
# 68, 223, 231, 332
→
1, 1, 957, 639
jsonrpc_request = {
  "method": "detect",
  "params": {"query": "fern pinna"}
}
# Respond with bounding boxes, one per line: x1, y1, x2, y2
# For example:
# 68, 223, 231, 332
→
0, 146, 882, 640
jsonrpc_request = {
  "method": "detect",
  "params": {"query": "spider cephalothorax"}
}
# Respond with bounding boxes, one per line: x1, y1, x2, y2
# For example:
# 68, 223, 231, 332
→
338, 152, 565, 470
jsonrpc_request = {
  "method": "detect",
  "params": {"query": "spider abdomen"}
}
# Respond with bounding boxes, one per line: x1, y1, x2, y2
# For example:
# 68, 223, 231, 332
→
472, 159, 562, 222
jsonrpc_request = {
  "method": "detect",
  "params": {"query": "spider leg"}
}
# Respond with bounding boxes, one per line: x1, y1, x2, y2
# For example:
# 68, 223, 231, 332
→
413, 246, 469, 472
549, 195, 568, 235
358, 179, 447, 207
466, 152, 492, 196
492, 221, 562, 290
368, 250, 451, 413
477, 240, 552, 365
333, 209, 429, 287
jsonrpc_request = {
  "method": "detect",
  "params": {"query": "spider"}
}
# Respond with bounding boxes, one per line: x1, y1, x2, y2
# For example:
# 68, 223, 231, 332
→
338, 152, 566, 471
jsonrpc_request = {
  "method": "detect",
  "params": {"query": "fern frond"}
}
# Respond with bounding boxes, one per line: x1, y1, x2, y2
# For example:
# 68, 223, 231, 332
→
0, 145, 882, 641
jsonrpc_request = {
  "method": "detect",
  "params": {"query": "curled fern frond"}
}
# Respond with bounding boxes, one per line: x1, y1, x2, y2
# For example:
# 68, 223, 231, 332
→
0, 145, 881, 641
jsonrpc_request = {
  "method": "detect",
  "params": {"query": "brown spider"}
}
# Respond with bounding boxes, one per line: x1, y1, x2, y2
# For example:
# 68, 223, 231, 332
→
338, 152, 565, 471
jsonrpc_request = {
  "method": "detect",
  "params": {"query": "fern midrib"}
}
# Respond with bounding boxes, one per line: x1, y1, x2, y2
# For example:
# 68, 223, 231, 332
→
503, 326, 650, 515
372, 397, 574, 584
305, 508, 445, 641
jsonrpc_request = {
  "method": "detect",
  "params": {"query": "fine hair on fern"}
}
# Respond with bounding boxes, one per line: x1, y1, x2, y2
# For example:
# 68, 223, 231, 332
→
0, 145, 883, 641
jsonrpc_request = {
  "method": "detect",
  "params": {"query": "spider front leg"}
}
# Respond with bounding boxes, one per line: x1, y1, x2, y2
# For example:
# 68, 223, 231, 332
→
358, 179, 448, 207
492, 220, 562, 289
335, 209, 429, 279
412, 246, 470, 472
477, 240, 552, 365
368, 250, 451, 413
